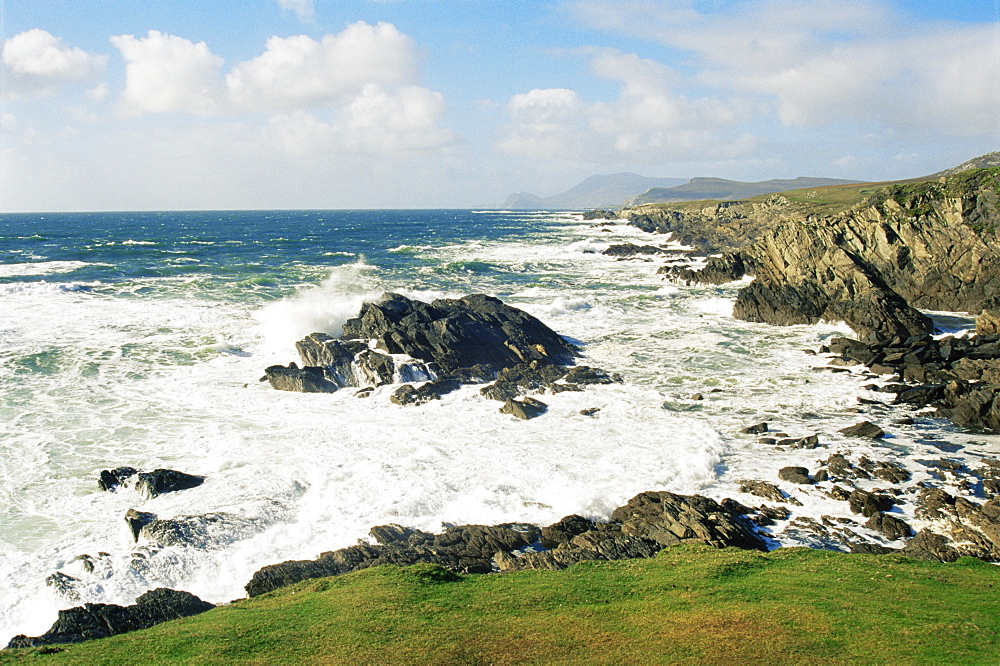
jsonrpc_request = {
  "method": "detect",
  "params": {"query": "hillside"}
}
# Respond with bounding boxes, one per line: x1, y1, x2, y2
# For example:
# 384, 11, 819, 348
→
625, 176, 861, 206
503, 173, 685, 209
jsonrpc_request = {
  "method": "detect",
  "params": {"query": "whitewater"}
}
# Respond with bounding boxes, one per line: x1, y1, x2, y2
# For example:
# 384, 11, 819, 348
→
1, 209, 994, 642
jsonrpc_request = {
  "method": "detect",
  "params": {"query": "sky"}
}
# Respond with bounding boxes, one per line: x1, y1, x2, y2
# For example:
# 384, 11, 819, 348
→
1, 0, 998, 211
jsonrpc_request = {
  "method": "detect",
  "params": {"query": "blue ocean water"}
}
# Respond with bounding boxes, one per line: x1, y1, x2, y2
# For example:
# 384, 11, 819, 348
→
0, 209, 992, 642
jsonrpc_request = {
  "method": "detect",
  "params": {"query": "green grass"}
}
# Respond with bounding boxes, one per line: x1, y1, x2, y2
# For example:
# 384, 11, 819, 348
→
636, 167, 1000, 220
5, 544, 1000, 664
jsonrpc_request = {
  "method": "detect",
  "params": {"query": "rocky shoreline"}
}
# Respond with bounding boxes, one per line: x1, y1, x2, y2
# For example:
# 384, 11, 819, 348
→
8, 165, 1000, 650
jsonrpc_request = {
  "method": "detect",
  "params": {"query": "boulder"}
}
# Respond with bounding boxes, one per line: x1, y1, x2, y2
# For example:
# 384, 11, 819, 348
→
5, 588, 213, 648
738, 480, 802, 506
135, 469, 205, 499
98, 467, 138, 492
865, 512, 912, 540
499, 397, 548, 420
389, 380, 461, 406
778, 467, 813, 485
839, 421, 885, 439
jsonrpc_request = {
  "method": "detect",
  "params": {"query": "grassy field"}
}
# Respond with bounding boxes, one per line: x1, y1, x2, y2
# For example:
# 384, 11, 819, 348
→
4, 544, 999, 664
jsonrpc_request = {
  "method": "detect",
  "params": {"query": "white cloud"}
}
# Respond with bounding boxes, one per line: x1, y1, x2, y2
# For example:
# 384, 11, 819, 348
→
498, 50, 745, 162
111, 31, 224, 115
225, 22, 418, 111
277, 0, 315, 20
564, 0, 1000, 136
104, 23, 457, 156
1, 29, 105, 97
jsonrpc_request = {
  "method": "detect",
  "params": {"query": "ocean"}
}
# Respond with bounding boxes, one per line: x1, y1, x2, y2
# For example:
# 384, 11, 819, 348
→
0, 209, 993, 642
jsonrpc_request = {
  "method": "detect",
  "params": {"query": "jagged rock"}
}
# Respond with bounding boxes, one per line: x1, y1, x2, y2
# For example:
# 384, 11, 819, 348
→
540, 514, 595, 549
266, 293, 579, 397
738, 480, 802, 506
839, 421, 885, 439
124, 509, 156, 541
740, 422, 768, 435
872, 461, 911, 484
389, 379, 461, 406
343, 293, 577, 375
135, 469, 205, 499
98, 467, 138, 491
5, 588, 214, 648
610, 491, 767, 551
499, 397, 547, 420
901, 530, 961, 562
263, 364, 340, 393
126, 510, 270, 548
579, 407, 601, 416
778, 467, 813, 484
603, 243, 667, 258
865, 512, 912, 540
661, 252, 751, 285
245, 523, 541, 597
848, 489, 895, 518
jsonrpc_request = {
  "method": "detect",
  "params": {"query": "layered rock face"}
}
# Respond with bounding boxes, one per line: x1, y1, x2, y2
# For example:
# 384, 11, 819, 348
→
627, 169, 1000, 342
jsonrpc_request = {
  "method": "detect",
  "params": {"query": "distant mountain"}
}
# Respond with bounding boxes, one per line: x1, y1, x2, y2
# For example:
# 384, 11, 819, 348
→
931, 151, 1000, 178
625, 176, 862, 206
503, 173, 687, 210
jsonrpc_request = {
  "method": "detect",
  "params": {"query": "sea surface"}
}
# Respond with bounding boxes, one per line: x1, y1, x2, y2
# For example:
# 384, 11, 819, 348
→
0, 209, 995, 641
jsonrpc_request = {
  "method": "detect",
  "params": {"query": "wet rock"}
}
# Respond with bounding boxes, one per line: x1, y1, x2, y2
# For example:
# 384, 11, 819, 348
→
5, 588, 214, 648
872, 460, 911, 484
778, 467, 813, 484
579, 407, 601, 417
603, 243, 669, 258
499, 397, 547, 420
738, 480, 802, 506
135, 469, 205, 500
263, 363, 340, 393
540, 514, 595, 549
865, 512, 912, 540
124, 509, 157, 541
848, 489, 895, 518
98, 467, 138, 492
389, 379, 462, 406
839, 421, 885, 439
740, 422, 769, 435
246, 523, 541, 597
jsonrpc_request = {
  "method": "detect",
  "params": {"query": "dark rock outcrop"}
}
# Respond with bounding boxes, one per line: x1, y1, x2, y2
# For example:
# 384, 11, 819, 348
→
630, 168, 1000, 343
98, 467, 138, 491
5, 588, 213, 649
263, 293, 605, 406
245, 522, 541, 597
135, 469, 205, 499
246, 491, 768, 594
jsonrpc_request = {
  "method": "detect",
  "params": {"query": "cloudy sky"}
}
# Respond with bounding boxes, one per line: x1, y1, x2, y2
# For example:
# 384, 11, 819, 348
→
2, 0, 998, 211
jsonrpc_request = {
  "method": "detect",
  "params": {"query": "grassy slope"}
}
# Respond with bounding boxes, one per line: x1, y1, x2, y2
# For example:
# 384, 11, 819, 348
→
634, 167, 1000, 219
5, 544, 999, 664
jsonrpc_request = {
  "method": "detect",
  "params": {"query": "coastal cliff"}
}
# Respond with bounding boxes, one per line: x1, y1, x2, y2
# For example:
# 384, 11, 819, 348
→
617, 166, 1000, 341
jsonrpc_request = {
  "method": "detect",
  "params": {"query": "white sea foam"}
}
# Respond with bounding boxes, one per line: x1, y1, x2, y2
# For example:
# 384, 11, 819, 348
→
0, 261, 93, 278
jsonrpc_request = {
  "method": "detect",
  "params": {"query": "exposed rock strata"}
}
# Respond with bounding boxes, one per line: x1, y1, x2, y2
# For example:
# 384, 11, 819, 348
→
625, 169, 1000, 342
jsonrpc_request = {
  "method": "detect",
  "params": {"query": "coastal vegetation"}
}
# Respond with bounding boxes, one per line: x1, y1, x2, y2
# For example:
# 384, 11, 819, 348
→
4, 544, 999, 664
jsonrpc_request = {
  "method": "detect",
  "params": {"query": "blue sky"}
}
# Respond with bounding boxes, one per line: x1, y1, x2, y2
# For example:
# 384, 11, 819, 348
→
2, 0, 998, 210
